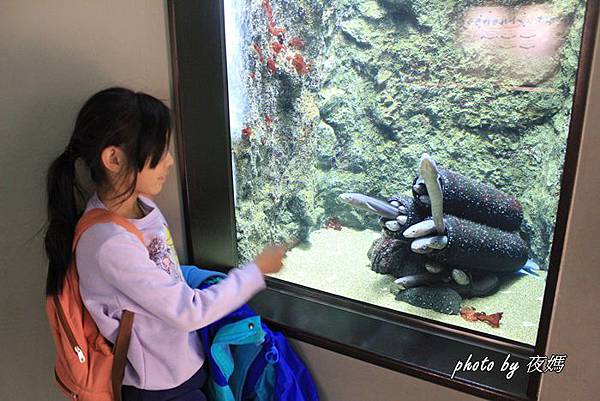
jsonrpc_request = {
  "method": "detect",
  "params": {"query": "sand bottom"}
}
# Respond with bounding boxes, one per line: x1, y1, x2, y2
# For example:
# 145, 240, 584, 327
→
269, 227, 547, 345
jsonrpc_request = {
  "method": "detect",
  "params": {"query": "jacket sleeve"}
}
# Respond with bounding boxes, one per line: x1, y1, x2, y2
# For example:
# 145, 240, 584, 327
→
94, 230, 267, 332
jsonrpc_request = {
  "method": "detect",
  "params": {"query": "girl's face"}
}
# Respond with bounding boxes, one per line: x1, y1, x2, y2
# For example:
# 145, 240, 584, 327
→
136, 149, 175, 196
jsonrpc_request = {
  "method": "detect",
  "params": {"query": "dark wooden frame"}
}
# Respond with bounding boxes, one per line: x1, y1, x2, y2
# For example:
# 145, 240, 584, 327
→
167, 1, 599, 400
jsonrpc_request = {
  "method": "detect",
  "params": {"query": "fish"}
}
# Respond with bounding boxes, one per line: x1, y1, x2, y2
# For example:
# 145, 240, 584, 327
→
419, 153, 445, 235
393, 273, 444, 289
514, 259, 541, 277
338, 192, 399, 220
402, 219, 437, 238
411, 236, 449, 253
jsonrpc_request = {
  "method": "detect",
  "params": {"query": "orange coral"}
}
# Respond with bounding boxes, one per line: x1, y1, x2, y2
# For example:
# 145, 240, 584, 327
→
253, 43, 263, 63
324, 217, 343, 231
241, 127, 253, 140
262, 0, 273, 21
289, 36, 305, 49
266, 57, 277, 73
271, 41, 285, 54
268, 23, 286, 37
460, 307, 503, 328
291, 53, 309, 75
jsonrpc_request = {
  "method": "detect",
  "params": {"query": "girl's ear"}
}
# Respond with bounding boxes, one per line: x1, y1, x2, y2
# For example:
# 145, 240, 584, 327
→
100, 146, 125, 174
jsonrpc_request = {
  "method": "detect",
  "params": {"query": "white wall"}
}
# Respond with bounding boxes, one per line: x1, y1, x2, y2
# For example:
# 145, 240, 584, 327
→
1, 1, 598, 400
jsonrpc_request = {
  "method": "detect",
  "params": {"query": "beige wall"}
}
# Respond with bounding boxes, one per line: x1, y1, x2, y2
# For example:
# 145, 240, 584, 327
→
0, 1, 598, 400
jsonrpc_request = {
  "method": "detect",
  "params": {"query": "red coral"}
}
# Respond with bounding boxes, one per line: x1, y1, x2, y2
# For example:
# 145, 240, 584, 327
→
262, 0, 273, 22
459, 306, 479, 322
262, 0, 285, 39
480, 312, 503, 328
253, 43, 264, 63
241, 127, 253, 140
289, 36, 305, 49
266, 57, 277, 73
271, 41, 284, 54
268, 22, 286, 37
249, 72, 256, 80
264, 115, 273, 125
324, 217, 343, 231
291, 53, 310, 75
460, 307, 503, 328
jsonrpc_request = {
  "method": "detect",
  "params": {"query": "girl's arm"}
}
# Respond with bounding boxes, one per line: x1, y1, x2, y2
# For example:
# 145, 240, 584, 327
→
85, 229, 266, 332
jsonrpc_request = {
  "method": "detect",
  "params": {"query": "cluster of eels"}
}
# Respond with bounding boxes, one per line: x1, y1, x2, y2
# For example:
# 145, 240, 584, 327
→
338, 153, 530, 314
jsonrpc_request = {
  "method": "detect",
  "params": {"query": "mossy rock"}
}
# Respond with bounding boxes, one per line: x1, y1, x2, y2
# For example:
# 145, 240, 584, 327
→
396, 287, 463, 315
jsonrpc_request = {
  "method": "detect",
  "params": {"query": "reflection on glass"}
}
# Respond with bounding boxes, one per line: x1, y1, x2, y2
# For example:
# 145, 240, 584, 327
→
224, 0, 588, 345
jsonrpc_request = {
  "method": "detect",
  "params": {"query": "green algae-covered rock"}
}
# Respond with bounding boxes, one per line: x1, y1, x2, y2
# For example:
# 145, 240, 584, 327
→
396, 287, 463, 315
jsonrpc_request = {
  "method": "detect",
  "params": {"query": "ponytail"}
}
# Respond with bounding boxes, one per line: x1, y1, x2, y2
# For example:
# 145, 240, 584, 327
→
44, 147, 84, 295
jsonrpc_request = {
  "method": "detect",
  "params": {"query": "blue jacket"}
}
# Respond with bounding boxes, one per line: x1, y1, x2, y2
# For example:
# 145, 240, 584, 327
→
181, 265, 320, 401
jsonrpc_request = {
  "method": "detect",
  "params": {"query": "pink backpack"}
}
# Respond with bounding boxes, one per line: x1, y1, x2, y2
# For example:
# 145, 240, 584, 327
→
46, 208, 142, 400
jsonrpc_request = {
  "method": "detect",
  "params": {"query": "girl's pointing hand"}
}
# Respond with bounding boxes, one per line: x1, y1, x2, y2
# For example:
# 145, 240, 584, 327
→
254, 244, 288, 274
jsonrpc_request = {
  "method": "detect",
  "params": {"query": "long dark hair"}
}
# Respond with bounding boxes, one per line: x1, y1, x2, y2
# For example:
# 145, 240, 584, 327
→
44, 87, 172, 296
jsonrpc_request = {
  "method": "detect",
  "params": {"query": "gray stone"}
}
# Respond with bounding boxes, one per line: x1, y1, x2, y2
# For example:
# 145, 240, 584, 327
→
340, 19, 374, 48
357, 1, 387, 20
395, 287, 462, 315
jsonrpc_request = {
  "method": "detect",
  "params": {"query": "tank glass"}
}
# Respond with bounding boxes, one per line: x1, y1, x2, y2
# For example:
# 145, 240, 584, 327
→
224, 0, 588, 345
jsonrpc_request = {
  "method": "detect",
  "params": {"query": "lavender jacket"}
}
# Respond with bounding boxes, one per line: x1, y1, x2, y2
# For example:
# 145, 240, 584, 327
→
75, 193, 266, 390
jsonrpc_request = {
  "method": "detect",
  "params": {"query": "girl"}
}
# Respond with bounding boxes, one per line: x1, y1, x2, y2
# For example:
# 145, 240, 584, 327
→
44, 87, 286, 401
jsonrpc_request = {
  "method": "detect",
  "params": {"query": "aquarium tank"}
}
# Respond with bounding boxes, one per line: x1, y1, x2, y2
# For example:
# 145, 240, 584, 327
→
222, 0, 588, 346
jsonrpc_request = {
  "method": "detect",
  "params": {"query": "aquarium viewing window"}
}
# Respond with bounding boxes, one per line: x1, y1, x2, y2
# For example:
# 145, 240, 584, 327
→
168, 0, 598, 400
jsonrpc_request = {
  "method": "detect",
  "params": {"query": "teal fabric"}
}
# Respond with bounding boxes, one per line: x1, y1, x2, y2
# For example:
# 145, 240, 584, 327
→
184, 265, 319, 401
255, 363, 276, 401
211, 316, 265, 378
210, 379, 235, 401
210, 316, 265, 401
180, 265, 225, 288
229, 343, 261, 399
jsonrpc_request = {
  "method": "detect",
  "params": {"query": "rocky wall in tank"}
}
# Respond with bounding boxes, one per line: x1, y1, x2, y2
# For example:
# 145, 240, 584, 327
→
230, 0, 587, 269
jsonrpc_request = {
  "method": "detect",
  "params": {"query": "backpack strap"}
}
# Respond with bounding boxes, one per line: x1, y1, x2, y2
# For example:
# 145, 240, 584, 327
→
111, 310, 134, 401
74, 208, 144, 250
73, 208, 143, 401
